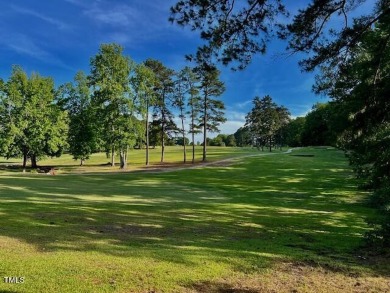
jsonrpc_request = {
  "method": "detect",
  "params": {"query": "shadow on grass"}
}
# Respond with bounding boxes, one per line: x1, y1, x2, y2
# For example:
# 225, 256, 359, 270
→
0, 148, 388, 284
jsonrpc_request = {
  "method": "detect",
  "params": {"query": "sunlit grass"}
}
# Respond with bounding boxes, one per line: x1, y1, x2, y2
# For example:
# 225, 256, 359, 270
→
0, 147, 388, 292
0, 146, 271, 174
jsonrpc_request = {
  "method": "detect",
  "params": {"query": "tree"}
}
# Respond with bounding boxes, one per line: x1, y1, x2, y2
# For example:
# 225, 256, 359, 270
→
58, 71, 97, 166
182, 66, 202, 163
301, 103, 331, 146
283, 117, 305, 147
196, 65, 226, 161
170, 0, 287, 70
245, 95, 290, 151
174, 69, 188, 163
225, 134, 237, 147
132, 63, 156, 165
0, 66, 68, 168
170, 0, 388, 70
285, 0, 390, 71
313, 14, 390, 246
144, 59, 177, 163
234, 126, 252, 147
89, 43, 135, 168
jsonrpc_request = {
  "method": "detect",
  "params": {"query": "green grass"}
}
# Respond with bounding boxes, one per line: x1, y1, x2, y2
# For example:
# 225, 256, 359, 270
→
0, 147, 389, 292
0, 146, 267, 174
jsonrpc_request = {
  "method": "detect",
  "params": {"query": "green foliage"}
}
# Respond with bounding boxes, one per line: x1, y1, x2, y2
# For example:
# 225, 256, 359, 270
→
170, 0, 384, 70
180, 66, 202, 163
175, 137, 190, 146
89, 43, 137, 168
195, 65, 226, 161
234, 126, 252, 147
245, 95, 290, 151
170, 0, 287, 69
58, 71, 97, 165
0, 66, 68, 167
145, 59, 178, 162
314, 14, 390, 247
209, 134, 236, 147
283, 117, 305, 147
301, 103, 332, 146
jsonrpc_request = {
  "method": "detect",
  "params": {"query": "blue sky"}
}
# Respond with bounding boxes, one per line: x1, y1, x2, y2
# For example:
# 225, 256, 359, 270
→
0, 0, 375, 136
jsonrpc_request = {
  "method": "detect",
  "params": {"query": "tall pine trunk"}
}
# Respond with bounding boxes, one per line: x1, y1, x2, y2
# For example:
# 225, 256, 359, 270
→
202, 95, 207, 162
161, 123, 165, 163
145, 99, 150, 166
160, 95, 165, 163
192, 131, 195, 163
191, 104, 196, 164
181, 112, 186, 164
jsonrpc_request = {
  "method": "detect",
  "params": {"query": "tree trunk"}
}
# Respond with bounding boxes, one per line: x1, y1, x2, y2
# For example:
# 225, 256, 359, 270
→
202, 95, 207, 162
191, 106, 195, 164
111, 145, 115, 167
192, 133, 195, 163
145, 100, 150, 166
31, 154, 37, 169
119, 147, 127, 169
181, 113, 186, 164
269, 137, 272, 152
80, 159, 84, 166
22, 150, 28, 169
161, 126, 165, 163
161, 94, 165, 163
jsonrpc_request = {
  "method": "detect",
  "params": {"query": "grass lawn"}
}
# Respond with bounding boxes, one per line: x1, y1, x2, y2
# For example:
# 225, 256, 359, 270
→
0, 146, 266, 174
0, 147, 389, 292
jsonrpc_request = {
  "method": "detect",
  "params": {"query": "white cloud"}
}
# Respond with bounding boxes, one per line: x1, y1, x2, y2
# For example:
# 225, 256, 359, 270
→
225, 109, 246, 122
234, 99, 252, 109
0, 32, 73, 70
218, 120, 245, 136
85, 4, 141, 27
63, 0, 86, 6
11, 5, 70, 30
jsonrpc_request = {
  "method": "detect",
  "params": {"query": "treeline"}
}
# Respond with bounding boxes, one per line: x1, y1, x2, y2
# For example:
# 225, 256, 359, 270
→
0, 43, 226, 168
233, 100, 347, 150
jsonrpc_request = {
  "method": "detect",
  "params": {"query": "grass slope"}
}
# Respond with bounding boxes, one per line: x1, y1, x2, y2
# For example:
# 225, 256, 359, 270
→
0, 147, 388, 292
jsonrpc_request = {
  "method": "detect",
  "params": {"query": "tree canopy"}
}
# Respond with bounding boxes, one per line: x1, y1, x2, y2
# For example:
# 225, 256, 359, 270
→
170, 0, 389, 70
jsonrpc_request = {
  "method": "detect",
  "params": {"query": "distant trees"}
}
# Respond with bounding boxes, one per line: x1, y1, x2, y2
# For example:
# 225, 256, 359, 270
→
234, 127, 252, 147
283, 117, 305, 147
209, 134, 236, 147
245, 95, 290, 151
301, 103, 333, 147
